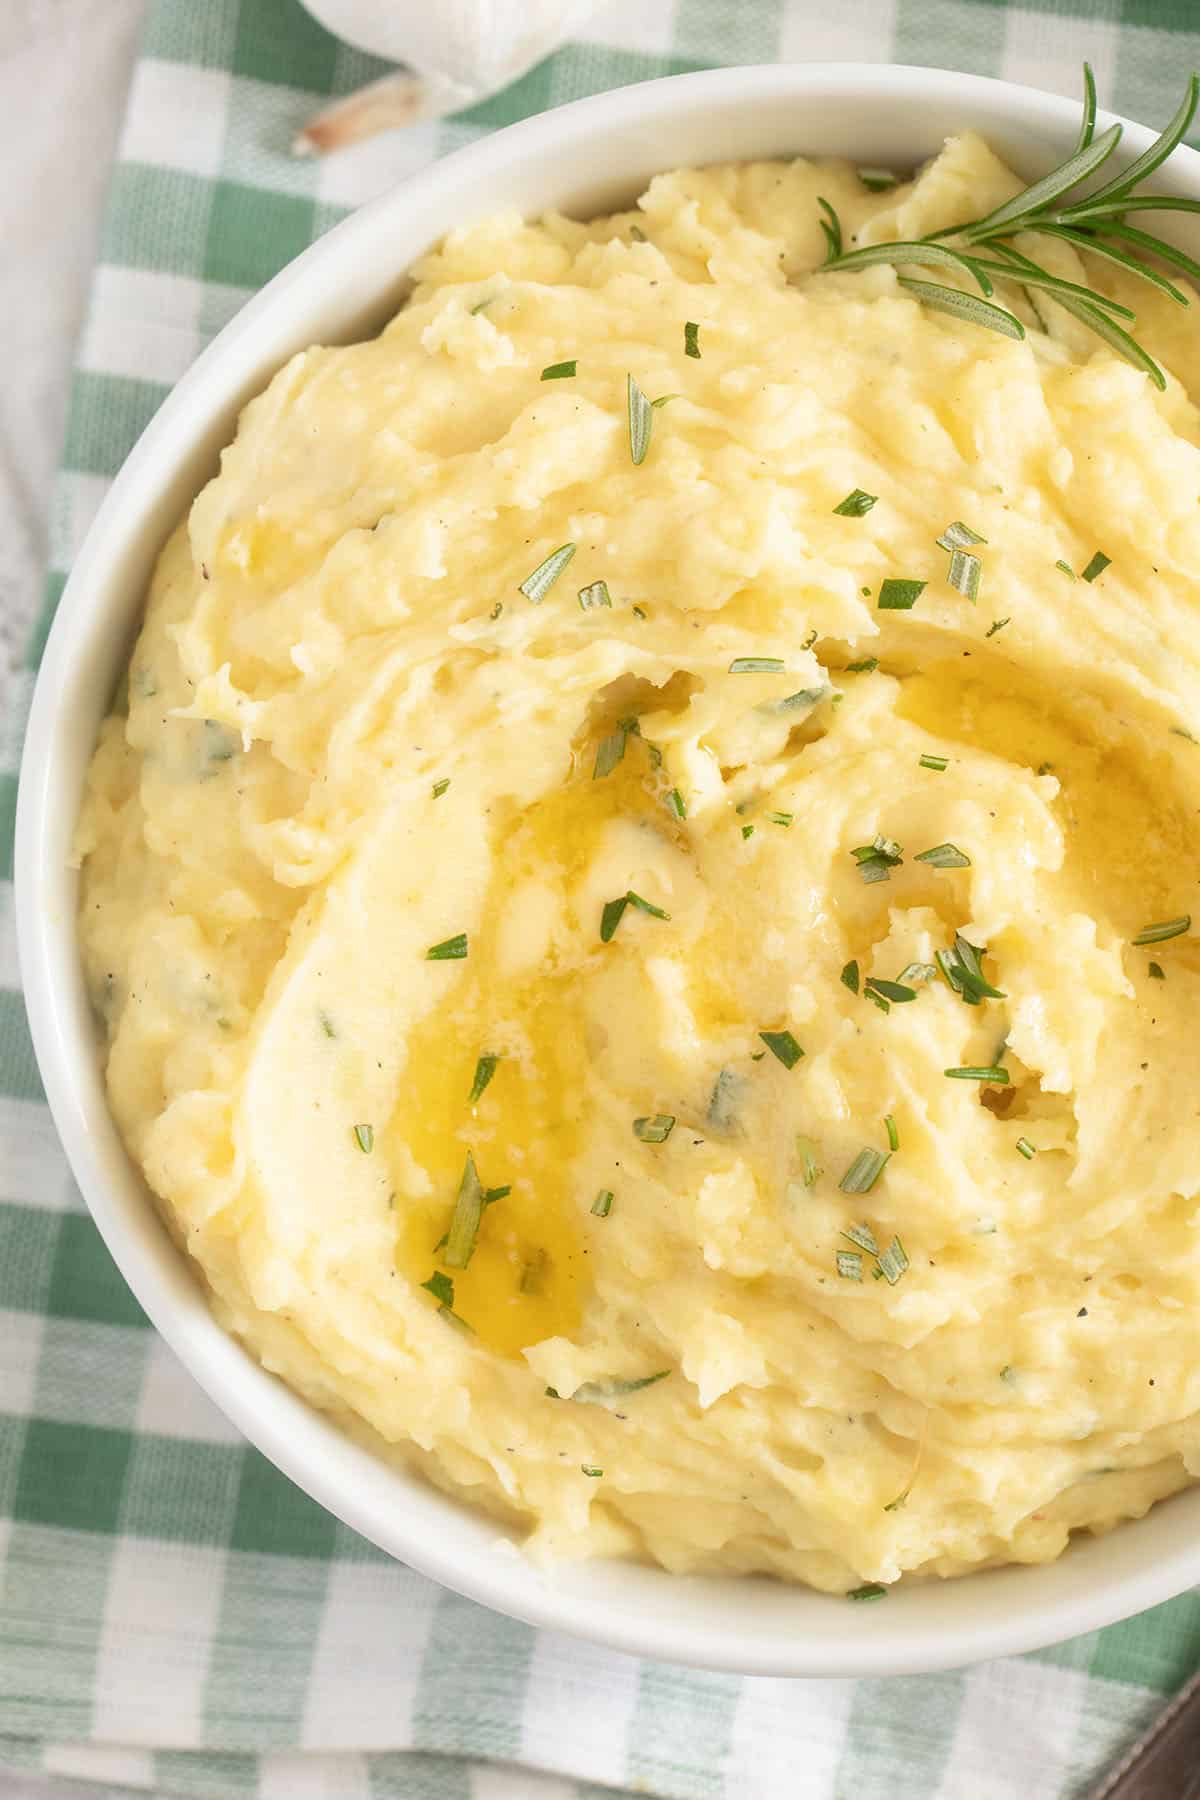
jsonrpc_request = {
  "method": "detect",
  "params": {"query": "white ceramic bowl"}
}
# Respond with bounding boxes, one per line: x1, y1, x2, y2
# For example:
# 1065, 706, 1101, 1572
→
18, 62, 1200, 1676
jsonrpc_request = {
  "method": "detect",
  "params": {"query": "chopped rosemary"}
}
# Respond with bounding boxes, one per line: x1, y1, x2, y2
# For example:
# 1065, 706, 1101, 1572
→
519, 543, 576, 602
858, 167, 899, 192
578, 580, 612, 610
581, 1464, 604, 1477
765, 810, 793, 828
729, 656, 785, 674
432, 778, 450, 798
798, 1136, 822, 1187
741, 824, 755, 840
985, 617, 1011, 637
876, 1236, 909, 1285
1056, 559, 1077, 579
914, 842, 971, 868
627, 373, 653, 464
1132, 915, 1190, 944
848, 1584, 888, 1602
353, 1123, 374, 1154
851, 834, 904, 883
817, 196, 843, 259
666, 787, 687, 820
948, 548, 982, 603
594, 716, 637, 779
833, 488, 878, 516
843, 1223, 879, 1255
898, 962, 938, 985
685, 320, 701, 358
591, 1189, 614, 1218
937, 933, 1005, 1005
944, 1065, 1010, 1082
847, 657, 879, 673
1081, 550, 1111, 583
548, 1371, 670, 1404
426, 933, 468, 961
1016, 1137, 1037, 1159
878, 578, 926, 611
885, 1114, 899, 1151
937, 521, 988, 551
759, 1029, 804, 1069
865, 977, 917, 1004
841, 959, 860, 994
837, 1250, 863, 1281
469, 1054, 499, 1104
633, 1114, 675, 1143
421, 1271, 454, 1308
919, 753, 948, 771
541, 359, 577, 380
1148, 961, 1166, 979
839, 1148, 889, 1193
444, 1152, 485, 1268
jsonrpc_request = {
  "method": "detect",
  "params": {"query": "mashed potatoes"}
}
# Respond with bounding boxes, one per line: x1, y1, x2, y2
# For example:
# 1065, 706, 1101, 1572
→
77, 131, 1200, 1591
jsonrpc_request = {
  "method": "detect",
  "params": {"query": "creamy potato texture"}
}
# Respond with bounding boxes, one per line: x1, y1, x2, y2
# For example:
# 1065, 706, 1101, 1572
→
78, 132, 1200, 1590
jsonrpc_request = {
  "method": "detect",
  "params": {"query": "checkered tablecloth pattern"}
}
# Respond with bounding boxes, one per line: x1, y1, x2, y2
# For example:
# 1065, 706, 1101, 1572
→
4, 1, 1200, 1794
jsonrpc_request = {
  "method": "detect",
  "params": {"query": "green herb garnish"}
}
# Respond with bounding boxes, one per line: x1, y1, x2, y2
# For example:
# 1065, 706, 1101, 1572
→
594, 716, 638, 779
1148, 961, 1166, 979
469, 1054, 499, 1104
591, 1189, 614, 1218
816, 67, 1200, 387
1016, 1137, 1037, 1159
898, 962, 938, 985
581, 1464, 604, 1477
865, 977, 917, 1004
600, 890, 671, 942
1132, 915, 1190, 944
444, 1152, 485, 1268
914, 842, 971, 869
741, 824, 755, 840
548, 1371, 670, 1405
839, 1148, 890, 1193
837, 1250, 863, 1281
353, 1123, 374, 1154
666, 788, 687, 820
1081, 550, 1111, 582
432, 778, 450, 798
878, 578, 926, 611
919, 753, 948, 771
426, 933, 468, 961
884, 1114, 899, 1151
847, 657, 879, 673
578, 580, 612, 610
858, 167, 899, 192
833, 488, 878, 516
633, 1114, 676, 1143
985, 617, 1011, 637
628, 373, 653, 464
421, 1271, 455, 1308
843, 1223, 879, 1255
798, 1136, 822, 1187
729, 656, 786, 674
851, 834, 904, 883
936, 933, 1005, 1005
841, 959, 860, 994
519, 543, 576, 602
1056, 559, 1076, 579
944, 1065, 1010, 1082
848, 1583, 888, 1602
948, 548, 982, 603
937, 521, 988, 551
685, 320, 701, 358
318, 1010, 337, 1039
876, 1236, 909, 1285
765, 810, 793, 828
759, 1029, 804, 1069
541, 359, 577, 380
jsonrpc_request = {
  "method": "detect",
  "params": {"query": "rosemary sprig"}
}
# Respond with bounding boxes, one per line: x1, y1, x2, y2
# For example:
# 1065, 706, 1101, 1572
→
817, 67, 1200, 388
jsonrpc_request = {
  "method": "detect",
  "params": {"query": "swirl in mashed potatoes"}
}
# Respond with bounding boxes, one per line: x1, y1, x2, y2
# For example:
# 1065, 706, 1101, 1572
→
78, 130, 1200, 1591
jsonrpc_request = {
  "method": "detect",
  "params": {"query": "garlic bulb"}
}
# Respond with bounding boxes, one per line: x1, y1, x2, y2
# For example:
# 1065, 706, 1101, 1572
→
295, 0, 601, 151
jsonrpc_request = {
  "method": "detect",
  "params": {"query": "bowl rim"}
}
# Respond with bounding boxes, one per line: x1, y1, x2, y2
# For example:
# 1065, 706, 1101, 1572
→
17, 59, 1200, 1677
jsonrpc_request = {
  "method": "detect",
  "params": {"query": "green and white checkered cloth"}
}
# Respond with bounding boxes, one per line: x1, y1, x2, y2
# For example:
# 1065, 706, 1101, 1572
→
4, 0, 1200, 1793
